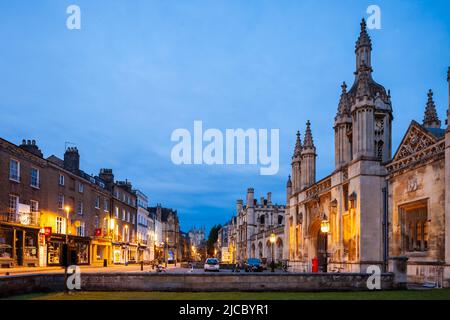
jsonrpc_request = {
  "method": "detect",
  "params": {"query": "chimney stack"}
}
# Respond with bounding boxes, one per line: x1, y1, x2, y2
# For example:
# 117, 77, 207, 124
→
64, 147, 80, 173
19, 139, 43, 157
99, 168, 114, 190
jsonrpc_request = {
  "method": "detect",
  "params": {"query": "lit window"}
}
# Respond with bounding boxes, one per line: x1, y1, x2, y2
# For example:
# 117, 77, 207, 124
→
56, 216, 66, 234
9, 159, 20, 182
403, 204, 428, 252
77, 222, 85, 237
8, 195, 19, 214
30, 200, 39, 213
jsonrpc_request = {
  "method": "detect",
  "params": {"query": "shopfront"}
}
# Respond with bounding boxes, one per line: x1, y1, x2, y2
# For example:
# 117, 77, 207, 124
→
128, 244, 137, 263
113, 243, 125, 264
112, 243, 139, 264
0, 224, 39, 268
47, 234, 90, 266
90, 238, 112, 266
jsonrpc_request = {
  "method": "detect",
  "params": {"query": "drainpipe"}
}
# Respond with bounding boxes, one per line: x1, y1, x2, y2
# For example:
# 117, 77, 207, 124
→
382, 181, 389, 273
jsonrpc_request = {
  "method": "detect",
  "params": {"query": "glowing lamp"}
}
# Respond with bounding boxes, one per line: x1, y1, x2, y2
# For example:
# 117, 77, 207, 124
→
320, 219, 330, 234
269, 233, 276, 244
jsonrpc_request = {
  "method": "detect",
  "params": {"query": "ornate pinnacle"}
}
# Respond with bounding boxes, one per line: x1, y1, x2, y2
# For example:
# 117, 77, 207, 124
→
303, 120, 315, 149
355, 18, 372, 50
423, 89, 441, 129
286, 175, 292, 188
293, 131, 302, 158
337, 81, 350, 116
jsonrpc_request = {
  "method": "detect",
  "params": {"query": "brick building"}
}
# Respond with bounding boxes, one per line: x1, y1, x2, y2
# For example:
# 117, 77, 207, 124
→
0, 139, 46, 267
99, 169, 138, 264
0, 138, 144, 268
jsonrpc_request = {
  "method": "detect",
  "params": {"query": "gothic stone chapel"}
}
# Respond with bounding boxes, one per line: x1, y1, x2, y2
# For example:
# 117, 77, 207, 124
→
284, 19, 450, 286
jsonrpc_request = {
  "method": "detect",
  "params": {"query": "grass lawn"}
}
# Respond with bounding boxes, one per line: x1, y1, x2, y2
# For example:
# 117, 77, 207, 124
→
4, 289, 450, 300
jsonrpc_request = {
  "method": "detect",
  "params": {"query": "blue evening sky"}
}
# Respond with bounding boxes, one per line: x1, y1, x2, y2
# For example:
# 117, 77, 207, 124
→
1, 0, 449, 232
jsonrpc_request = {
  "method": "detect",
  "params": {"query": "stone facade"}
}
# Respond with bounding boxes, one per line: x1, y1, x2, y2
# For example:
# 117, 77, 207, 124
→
225, 189, 286, 264
148, 205, 182, 264
285, 19, 450, 286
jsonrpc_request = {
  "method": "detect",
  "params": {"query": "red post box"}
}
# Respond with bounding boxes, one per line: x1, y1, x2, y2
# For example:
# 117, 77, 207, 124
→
312, 256, 318, 273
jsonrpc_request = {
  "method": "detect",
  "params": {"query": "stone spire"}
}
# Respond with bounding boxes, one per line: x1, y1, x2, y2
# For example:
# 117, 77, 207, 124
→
337, 82, 351, 117
291, 131, 302, 193
355, 18, 372, 50
293, 131, 302, 157
301, 120, 316, 188
355, 18, 372, 72
423, 89, 441, 129
286, 175, 292, 188
303, 120, 315, 149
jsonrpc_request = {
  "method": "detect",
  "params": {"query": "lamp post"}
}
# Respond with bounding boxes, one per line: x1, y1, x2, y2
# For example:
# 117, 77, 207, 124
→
165, 236, 169, 268
191, 245, 196, 261
269, 233, 276, 272
320, 215, 330, 234
320, 213, 330, 273
64, 206, 71, 292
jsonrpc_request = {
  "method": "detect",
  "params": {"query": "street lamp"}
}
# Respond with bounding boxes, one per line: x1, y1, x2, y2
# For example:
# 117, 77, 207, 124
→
320, 214, 330, 234
269, 233, 276, 272
165, 236, 169, 268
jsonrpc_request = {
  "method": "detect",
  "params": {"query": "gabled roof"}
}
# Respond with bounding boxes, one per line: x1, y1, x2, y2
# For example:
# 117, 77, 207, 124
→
392, 120, 443, 162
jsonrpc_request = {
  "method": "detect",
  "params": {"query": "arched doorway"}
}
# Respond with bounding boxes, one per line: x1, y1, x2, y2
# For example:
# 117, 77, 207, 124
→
251, 244, 255, 258
317, 229, 328, 272
258, 242, 263, 259
308, 218, 328, 272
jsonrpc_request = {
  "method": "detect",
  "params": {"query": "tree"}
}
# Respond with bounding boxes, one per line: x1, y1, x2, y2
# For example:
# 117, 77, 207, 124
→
206, 224, 222, 256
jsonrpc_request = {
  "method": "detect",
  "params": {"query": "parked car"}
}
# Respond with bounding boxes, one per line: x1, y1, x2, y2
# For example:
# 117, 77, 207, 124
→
244, 258, 263, 272
204, 258, 220, 272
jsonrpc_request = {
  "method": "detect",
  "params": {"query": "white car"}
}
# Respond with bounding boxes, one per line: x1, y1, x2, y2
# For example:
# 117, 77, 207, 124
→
204, 258, 220, 272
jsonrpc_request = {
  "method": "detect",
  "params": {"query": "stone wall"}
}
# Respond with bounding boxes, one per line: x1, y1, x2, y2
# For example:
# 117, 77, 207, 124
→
0, 272, 396, 298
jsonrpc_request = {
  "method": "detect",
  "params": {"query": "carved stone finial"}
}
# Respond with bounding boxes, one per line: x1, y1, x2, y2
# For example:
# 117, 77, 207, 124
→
303, 120, 315, 149
293, 131, 302, 158
423, 89, 441, 129
355, 18, 372, 50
